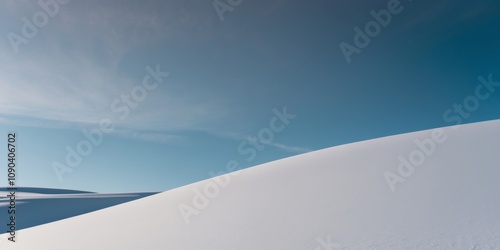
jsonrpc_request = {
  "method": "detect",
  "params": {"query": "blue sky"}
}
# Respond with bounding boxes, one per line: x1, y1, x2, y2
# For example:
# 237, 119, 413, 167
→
0, 0, 499, 193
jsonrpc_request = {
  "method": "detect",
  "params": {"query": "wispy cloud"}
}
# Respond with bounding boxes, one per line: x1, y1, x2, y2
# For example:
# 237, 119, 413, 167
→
215, 131, 312, 154
265, 142, 312, 154
111, 128, 183, 144
0, 0, 226, 133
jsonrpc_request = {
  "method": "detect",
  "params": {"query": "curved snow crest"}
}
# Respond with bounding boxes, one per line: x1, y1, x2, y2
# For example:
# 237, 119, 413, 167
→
2, 120, 500, 249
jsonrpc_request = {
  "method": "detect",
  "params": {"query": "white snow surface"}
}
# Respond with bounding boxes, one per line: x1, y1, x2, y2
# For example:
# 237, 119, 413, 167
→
1, 120, 500, 249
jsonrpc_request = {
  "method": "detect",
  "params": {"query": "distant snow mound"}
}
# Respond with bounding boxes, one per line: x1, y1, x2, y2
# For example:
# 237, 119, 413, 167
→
0, 187, 93, 195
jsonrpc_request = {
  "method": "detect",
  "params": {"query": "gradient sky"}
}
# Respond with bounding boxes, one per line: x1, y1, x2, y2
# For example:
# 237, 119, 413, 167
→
0, 0, 499, 193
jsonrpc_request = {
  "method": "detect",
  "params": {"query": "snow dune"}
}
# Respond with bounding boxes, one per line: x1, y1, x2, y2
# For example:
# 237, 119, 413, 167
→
1, 120, 500, 249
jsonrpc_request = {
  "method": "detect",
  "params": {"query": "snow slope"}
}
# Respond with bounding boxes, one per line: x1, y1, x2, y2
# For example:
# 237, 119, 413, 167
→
1, 120, 500, 249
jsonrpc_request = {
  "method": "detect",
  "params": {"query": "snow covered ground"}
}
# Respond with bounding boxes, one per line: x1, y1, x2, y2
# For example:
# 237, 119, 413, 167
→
1, 120, 500, 249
